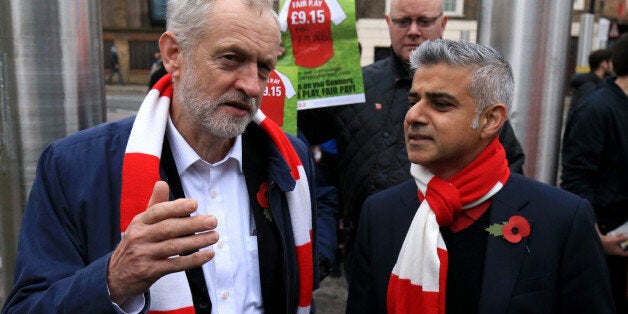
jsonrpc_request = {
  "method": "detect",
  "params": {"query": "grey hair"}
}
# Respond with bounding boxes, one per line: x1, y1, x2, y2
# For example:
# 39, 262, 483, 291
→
167, 0, 279, 56
409, 39, 514, 128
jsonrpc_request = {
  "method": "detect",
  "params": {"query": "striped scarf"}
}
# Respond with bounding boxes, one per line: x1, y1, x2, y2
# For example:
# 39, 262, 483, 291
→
387, 137, 510, 314
120, 74, 313, 313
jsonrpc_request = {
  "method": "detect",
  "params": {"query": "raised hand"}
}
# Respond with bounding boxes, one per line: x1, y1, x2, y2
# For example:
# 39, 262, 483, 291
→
107, 181, 218, 305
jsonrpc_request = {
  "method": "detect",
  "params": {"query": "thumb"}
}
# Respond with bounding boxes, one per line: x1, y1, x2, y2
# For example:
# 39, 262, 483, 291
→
147, 181, 170, 208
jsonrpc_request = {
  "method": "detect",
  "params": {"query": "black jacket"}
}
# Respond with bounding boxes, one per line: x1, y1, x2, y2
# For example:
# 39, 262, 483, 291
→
347, 174, 613, 314
561, 77, 628, 233
564, 72, 605, 139
298, 53, 525, 231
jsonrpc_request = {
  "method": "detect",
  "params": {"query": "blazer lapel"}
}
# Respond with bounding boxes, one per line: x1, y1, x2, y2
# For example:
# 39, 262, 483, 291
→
478, 178, 530, 314
242, 126, 287, 313
399, 180, 421, 217
396, 180, 422, 247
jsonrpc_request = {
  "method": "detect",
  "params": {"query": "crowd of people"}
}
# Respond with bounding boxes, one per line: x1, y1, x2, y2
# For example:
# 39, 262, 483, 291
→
2, 0, 626, 313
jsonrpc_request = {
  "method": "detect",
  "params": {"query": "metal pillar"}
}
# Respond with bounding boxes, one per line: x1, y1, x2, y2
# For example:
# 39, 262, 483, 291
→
478, 0, 574, 185
461, 29, 471, 42
576, 13, 595, 72
0, 0, 105, 302
595, 17, 611, 50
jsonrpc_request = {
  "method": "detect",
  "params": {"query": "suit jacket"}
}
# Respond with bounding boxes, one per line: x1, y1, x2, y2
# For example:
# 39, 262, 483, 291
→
2, 115, 318, 314
347, 173, 614, 314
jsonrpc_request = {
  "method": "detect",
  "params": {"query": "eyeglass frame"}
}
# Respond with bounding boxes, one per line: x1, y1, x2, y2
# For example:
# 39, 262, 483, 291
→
390, 13, 444, 29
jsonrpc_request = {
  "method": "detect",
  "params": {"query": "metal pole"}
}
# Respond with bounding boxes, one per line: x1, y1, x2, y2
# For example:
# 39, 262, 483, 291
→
0, 47, 23, 308
576, 13, 595, 72
461, 29, 471, 42
478, 0, 574, 184
595, 17, 611, 49
0, 0, 105, 301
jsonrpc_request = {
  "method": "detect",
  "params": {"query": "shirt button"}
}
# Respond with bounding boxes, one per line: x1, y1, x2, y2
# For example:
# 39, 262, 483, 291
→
210, 191, 217, 199
217, 241, 224, 249
222, 291, 230, 299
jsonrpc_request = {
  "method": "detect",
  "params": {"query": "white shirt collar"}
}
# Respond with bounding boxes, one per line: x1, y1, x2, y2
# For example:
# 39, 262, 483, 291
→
165, 116, 244, 174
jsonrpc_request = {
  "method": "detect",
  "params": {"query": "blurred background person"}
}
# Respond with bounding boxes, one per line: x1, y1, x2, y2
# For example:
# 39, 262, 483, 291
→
561, 33, 628, 313
563, 48, 613, 139
107, 45, 124, 85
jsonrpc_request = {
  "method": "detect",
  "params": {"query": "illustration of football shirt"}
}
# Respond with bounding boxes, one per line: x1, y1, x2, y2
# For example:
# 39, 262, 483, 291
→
279, 0, 347, 68
260, 70, 296, 127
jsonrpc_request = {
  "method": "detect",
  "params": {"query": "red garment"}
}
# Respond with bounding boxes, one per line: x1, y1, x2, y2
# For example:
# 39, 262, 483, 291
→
281, 0, 347, 68
387, 138, 510, 314
261, 70, 289, 126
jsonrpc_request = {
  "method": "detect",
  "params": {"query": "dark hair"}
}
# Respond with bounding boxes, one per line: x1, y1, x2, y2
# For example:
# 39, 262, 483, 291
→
611, 33, 628, 76
587, 49, 612, 71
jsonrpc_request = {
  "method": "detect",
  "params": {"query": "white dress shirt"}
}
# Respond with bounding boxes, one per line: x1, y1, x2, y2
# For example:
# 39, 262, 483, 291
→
166, 118, 263, 314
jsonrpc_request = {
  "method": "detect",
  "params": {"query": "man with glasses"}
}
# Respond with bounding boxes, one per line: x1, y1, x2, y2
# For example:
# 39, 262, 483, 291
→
298, 0, 525, 279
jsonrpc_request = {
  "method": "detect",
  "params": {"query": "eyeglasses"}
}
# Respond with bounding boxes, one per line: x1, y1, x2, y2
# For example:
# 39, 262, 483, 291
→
390, 14, 443, 29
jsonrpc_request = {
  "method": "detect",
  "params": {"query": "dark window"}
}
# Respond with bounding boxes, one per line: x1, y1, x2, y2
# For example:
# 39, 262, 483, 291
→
129, 41, 159, 70
148, 0, 167, 26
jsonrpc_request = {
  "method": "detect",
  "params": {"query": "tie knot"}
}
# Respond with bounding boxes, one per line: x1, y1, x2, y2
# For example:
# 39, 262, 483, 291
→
426, 177, 462, 226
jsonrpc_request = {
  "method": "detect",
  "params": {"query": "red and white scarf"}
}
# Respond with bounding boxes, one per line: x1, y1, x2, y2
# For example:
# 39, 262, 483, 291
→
119, 74, 313, 313
387, 137, 510, 314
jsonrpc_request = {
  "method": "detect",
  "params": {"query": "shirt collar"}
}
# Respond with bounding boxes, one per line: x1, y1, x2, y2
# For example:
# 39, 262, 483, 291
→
165, 116, 244, 175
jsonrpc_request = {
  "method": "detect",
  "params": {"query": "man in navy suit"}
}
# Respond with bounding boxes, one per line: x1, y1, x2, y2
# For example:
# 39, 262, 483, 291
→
346, 39, 614, 314
2, 1, 319, 313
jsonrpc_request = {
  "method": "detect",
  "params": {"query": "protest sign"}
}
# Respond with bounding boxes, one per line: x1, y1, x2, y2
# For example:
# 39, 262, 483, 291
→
260, 66, 299, 135
278, 0, 365, 110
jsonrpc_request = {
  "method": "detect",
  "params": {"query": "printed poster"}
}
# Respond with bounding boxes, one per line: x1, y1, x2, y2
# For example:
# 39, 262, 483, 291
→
278, 0, 365, 110
260, 66, 299, 136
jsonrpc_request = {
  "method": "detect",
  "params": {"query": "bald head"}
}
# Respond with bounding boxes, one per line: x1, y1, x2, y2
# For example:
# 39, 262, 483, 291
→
386, 0, 447, 62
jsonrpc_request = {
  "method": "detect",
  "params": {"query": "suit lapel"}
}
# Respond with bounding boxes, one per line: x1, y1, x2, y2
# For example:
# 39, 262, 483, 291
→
396, 180, 422, 248
478, 177, 530, 314
242, 126, 287, 313
399, 180, 420, 216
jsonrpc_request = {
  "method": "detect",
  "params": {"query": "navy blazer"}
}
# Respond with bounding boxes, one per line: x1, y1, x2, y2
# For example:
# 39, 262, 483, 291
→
347, 173, 615, 314
2, 116, 318, 313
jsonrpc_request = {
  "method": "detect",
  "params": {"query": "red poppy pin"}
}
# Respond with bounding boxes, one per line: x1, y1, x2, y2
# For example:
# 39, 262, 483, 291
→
486, 215, 531, 244
256, 182, 272, 222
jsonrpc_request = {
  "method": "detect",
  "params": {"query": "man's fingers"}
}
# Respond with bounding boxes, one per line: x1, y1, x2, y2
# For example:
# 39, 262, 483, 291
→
142, 198, 198, 225
128, 214, 216, 244
155, 215, 218, 240
107, 245, 215, 302
151, 230, 219, 258
142, 185, 199, 225
609, 233, 628, 244
161, 250, 215, 275
601, 234, 628, 256
147, 181, 170, 208
134, 248, 215, 277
